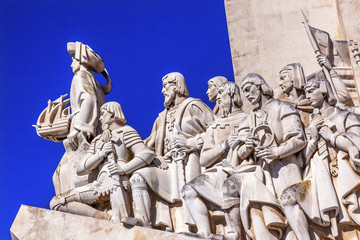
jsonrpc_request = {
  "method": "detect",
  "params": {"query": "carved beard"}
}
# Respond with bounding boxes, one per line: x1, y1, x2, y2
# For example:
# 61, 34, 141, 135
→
217, 95, 232, 118
164, 89, 176, 107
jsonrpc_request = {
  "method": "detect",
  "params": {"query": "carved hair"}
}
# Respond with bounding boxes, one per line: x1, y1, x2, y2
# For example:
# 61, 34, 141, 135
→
208, 76, 228, 87
279, 63, 305, 90
100, 102, 127, 125
304, 77, 337, 106
219, 81, 243, 108
240, 73, 274, 97
162, 72, 189, 97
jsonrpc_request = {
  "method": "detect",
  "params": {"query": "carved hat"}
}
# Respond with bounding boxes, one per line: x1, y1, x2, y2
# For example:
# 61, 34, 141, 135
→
67, 41, 112, 95
67, 42, 105, 73
279, 63, 305, 90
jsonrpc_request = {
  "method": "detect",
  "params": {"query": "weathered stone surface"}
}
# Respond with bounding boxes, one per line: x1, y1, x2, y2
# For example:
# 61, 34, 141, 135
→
10, 205, 204, 240
224, 0, 360, 111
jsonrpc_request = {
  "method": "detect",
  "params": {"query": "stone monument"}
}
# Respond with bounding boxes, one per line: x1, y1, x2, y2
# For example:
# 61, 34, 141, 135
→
11, 1, 360, 239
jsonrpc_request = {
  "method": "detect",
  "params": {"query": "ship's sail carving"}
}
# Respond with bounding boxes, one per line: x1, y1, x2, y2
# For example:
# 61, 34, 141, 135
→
34, 94, 71, 142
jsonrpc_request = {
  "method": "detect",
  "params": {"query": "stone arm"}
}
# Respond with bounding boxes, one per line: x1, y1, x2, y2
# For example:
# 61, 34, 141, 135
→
329, 69, 352, 105
73, 94, 98, 136
199, 126, 227, 168
77, 141, 112, 176
175, 101, 214, 151
71, 73, 101, 137
109, 127, 157, 176
317, 53, 352, 105
276, 113, 307, 160
121, 142, 156, 174
303, 139, 318, 165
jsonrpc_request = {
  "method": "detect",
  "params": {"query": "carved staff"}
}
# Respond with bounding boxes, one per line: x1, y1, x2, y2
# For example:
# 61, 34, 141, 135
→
301, 10, 340, 102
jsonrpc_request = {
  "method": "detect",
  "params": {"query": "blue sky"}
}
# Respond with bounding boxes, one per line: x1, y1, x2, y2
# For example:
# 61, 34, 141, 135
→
0, 0, 234, 238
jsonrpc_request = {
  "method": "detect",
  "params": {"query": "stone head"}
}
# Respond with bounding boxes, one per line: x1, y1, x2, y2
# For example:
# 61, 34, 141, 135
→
100, 102, 126, 126
162, 72, 189, 107
240, 73, 273, 105
304, 77, 337, 108
216, 82, 242, 118
279, 63, 305, 94
206, 76, 228, 102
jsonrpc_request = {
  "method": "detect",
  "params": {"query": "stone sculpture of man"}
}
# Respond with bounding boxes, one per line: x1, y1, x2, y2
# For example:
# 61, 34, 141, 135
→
53, 42, 113, 196
182, 81, 248, 239
293, 77, 360, 239
206, 76, 228, 116
237, 73, 308, 240
278, 63, 312, 125
50, 102, 155, 223
128, 72, 214, 232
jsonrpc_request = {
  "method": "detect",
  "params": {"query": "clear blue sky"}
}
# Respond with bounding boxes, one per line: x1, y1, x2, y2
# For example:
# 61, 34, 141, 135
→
0, 1, 234, 238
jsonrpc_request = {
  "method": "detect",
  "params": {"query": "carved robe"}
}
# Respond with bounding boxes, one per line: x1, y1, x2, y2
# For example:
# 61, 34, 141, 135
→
51, 125, 154, 214
53, 70, 106, 196
187, 110, 248, 207
296, 107, 360, 237
134, 97, 214, 230
237, 99, 306, 240
70, 70, 105, 137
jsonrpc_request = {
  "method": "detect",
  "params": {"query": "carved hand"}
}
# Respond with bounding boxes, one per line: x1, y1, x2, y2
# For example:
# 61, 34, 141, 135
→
319, 126, 333, 142
108, 162, 126, 176
255, 146, 279, 161
153, 157, 169, 170
173, 134, 190, 148
316, 53, 332, 71
228, 135, 247, 149
67, 129, 80, 151
99, 142, 114, 159
244, 136, 259, 153
308, 115, 323, 141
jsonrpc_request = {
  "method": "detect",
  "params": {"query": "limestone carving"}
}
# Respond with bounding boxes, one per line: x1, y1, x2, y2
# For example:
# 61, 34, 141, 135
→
53, 41, 112, 196
236, 74, 308, 240
206, 76, 228, 117
26, 8, 360, 240
50, 102, 155, 223
183, 81, 248, 239
129, 72, 214, 232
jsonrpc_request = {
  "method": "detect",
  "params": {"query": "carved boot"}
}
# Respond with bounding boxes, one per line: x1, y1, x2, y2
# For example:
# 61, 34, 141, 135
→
129, 173, 151, 227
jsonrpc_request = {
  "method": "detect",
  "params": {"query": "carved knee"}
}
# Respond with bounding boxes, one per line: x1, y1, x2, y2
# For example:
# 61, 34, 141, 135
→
130, 173, 147, 190
181, 184, 197, 200
50, 195, 66, 210
222, 177, 240, 198
280, 187, 297, 206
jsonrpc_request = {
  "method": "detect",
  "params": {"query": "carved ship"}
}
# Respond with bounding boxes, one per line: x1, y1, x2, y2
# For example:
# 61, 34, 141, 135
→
34, 94, 71, 142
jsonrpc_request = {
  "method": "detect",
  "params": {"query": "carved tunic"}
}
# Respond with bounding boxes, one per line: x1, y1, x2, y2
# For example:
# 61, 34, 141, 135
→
298, 107, 360, 229
238, 99, 306, 239
70, 70, 105, 137
133, 97, 213, 229
187, 110, 248, 206
83, 125, 153, 199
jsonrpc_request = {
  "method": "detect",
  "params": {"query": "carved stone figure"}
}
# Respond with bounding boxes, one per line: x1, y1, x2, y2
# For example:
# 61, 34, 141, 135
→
50, 102, 155, 223
277, 63, 311, 125
206, 76, 228, 116
235, 74, 308, 240
128, 72, 214, 232
292, 77, 360, 239
53, 42, 112, 196
182, 81, 248, 239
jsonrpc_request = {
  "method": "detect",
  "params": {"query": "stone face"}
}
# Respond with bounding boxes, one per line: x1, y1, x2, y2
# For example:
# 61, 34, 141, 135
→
224, 0, 360, 111
10, 205, 204, 240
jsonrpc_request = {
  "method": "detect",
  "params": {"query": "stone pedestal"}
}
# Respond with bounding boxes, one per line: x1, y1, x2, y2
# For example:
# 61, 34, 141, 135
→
10, 205, 204, 240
